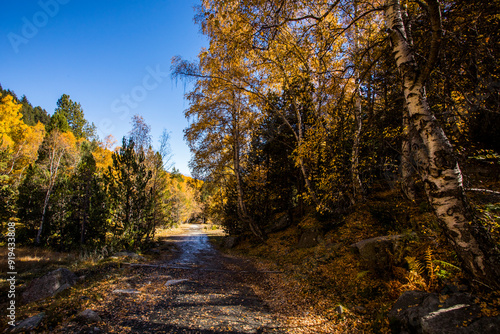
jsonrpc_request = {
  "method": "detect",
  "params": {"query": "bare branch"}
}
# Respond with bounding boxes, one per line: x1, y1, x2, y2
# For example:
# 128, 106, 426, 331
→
416, 0, 442, 85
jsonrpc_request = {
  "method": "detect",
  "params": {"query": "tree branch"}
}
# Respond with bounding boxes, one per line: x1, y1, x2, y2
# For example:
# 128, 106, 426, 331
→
416, 0, 442, 85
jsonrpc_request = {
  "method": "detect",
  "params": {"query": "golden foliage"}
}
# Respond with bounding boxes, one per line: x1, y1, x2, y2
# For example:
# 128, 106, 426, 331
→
93, 135, 116, 171
0, 93, 45, 180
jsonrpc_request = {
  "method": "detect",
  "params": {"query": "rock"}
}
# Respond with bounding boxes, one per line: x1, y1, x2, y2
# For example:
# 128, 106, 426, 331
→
76, 309, 101, 323
465, 316, 500, 333
421, 303, 482, 334
223, 236, 239, 249
269, 212, 292, 232
112, 289, 140, 294
165, 279, 189, 286
10, 312, 45, 333
389, 290, 500, 334
111, 251, 145, 260
297, 229, 320, 248
350, 234, 406, 271
22, 268, 77, 304
335, 305, 345, 314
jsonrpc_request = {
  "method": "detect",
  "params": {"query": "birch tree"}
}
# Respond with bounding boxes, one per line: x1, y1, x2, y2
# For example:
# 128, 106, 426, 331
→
36, 130, 78, 244
385, 0, 500, 286
183, 0, 500, 285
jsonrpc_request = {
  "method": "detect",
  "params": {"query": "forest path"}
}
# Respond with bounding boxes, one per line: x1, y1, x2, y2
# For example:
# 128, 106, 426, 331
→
64, 224, 287, 333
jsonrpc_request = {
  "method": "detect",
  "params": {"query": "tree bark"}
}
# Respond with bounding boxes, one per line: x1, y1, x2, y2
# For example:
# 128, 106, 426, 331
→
350, 0, 364, 204
386, 0, 500, 287
351, 76, 364, 204
401, 107, 416, 201
36, 189, 51, 245
232, 100, 265, 241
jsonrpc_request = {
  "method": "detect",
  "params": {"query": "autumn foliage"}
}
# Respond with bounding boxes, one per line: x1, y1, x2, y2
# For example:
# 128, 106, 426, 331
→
0, 88, 202, 252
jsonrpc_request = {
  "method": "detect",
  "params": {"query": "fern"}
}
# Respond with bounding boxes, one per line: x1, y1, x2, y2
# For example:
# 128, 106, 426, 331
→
432, 259, 460, 271
425, 247, 436, 286
405, 256, 424, 276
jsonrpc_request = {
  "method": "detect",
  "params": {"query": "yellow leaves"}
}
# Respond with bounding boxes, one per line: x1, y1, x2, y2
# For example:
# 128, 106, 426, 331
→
25, 124, 46, 159
0, 93, 46, 179
93, 135, 116, 171
0, 93, 27, 154
42, 129, 79, 179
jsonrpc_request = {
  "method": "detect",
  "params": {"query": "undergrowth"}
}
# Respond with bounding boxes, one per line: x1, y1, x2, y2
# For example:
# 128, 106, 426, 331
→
225, 195, 496, 333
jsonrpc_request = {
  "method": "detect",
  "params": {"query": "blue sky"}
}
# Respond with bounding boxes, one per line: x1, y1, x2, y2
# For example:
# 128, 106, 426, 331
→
0, 0, 207, 176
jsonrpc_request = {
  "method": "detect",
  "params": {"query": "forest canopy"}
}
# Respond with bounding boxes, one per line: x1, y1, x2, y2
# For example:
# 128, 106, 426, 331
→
173, 0, 500, 288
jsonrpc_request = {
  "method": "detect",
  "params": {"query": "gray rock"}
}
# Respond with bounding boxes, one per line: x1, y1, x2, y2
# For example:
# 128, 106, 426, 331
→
76, 309, 101, 323
112, 251, 145, 260
55, 283, 72, 295
11, 312, 45, 333
350, 234, 405, 271
112, 289, 140, 294
297, 229, 320, 248
269, 212, 292, 232
223, 236, 239, 249
389, 290, 500, 334
22, 268, 77, 304
165, 279, 189, 286
465, 315, 500, 333
421, 303, 481, 334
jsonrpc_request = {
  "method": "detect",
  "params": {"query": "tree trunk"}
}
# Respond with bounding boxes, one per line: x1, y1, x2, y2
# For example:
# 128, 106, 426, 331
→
294, 100, 321, 209
386, 0, 500, 287
81, 177, 91, 246
232, 104, 265, 241
401, 107, 416, 201
36, 188, 51, 245
351, 83, 364, 203
350, 0, 364, 204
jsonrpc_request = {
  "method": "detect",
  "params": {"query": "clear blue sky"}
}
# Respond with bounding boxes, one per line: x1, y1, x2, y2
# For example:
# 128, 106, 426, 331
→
0, 0, 207, 176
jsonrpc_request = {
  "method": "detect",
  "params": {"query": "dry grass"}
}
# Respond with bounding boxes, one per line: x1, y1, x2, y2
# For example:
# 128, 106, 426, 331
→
0, 247, 78, 295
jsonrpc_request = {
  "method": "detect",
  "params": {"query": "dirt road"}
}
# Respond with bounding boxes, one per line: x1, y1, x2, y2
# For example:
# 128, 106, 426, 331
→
65, 225, 286, 333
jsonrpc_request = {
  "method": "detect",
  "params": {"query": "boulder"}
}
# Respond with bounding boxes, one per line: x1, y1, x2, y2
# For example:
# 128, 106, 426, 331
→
297, 229, 320, 248
223, 236, 239, 249
10, 312, 45, 333
389, 290, 500, 334
76, 309, 101, 324
22, 268, 77, 304
350, 234, 405, 271
268, 212, 292, 232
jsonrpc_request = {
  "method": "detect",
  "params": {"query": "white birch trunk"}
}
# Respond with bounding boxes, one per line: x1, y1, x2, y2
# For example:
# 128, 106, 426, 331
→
401, 107, 416, 201
386, 0, 500, 287
351, 0, 364, 204
351, 80, 364, 204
